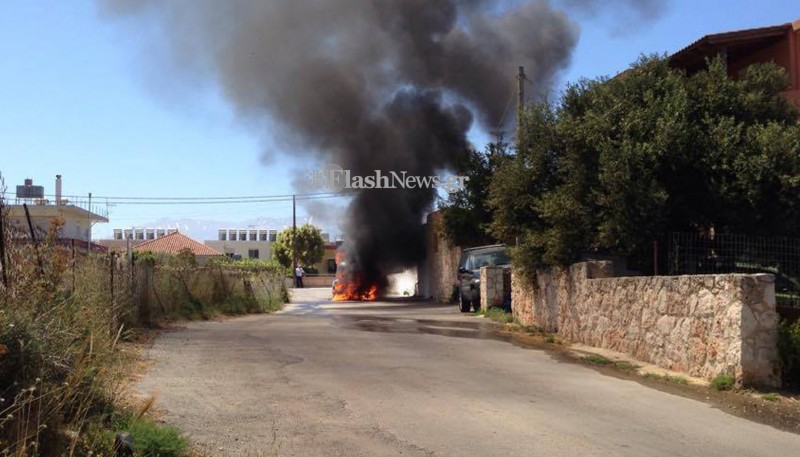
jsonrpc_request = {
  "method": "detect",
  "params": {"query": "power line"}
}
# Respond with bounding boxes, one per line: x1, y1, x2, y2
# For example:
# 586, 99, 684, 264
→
494, 76, 519, 137
22, 191, 356, 206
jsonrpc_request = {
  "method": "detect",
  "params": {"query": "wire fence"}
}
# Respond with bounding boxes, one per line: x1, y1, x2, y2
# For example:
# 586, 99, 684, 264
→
655, 232, 800, 308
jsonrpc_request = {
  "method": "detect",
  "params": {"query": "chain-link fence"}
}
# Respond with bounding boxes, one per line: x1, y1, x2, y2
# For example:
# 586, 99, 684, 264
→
655, 232, 800, 308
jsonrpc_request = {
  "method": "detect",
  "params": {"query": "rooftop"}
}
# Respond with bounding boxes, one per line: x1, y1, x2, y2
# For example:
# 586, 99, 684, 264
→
133, 231, 223, 256
670, 20, 800, 74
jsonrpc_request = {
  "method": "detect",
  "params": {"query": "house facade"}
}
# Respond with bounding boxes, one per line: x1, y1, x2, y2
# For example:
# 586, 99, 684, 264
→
5, 177, 108, 252
204, 228, 278, 260
670, 19, 800, 110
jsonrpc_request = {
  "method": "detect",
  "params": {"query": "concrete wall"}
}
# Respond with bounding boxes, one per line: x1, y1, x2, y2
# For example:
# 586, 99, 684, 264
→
302, 274, 335, 288
512, 262, 780, 387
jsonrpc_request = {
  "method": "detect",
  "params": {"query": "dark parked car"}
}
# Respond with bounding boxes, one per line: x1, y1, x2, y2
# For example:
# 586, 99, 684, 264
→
456, 244, 511, 313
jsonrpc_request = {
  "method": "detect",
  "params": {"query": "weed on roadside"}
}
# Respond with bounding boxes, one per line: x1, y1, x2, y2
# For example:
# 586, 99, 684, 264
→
476, 308, 515, 324
644, 373, 690, 385
614, 361, 640, 371
123, 415, 189, 457
710, 375, 735, 391
582, 355, 613, 366
762, 393, 780, 402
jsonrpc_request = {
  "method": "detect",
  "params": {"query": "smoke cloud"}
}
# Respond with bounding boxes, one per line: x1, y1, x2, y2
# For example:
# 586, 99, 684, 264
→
99, 0, 655, 288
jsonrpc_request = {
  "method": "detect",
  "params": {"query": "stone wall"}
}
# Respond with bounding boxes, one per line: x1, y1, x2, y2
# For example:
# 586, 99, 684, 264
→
424, 211, 461, 302
480, 266, 505, 309
511, 262, 780, 387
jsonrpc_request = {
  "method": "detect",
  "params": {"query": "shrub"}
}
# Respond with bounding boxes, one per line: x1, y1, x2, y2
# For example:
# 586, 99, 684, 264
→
123, 415, 188, 457
778, 320, 800, 387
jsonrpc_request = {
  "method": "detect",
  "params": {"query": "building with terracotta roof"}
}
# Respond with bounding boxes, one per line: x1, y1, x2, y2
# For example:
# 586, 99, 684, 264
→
669, 19, 800, 110
133, 231, 223, 262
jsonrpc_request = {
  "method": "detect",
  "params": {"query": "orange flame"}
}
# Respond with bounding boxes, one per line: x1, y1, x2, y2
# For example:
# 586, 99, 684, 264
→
332, 279, 379, 301
332, 251, 379, 301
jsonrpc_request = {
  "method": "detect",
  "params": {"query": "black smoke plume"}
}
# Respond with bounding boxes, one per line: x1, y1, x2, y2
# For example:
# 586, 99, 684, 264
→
99, 1, 656, 291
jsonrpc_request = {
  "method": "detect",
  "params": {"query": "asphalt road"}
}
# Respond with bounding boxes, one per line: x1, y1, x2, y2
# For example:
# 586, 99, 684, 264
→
137, 288, 800, 456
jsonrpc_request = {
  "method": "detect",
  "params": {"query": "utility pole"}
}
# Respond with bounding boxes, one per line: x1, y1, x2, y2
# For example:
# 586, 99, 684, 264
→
517, 65, 526, 150
516, 66, 526, 248
292, 194, 297, 277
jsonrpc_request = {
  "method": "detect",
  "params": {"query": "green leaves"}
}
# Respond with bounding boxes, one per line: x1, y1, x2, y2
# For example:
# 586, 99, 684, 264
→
485, 54, 800, 275
273, 224, 326, 269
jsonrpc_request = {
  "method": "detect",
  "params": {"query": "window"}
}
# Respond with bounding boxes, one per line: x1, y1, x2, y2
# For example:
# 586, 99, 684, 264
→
248, 249, 260, 259
239, 232, 247, 241
249, 231, 257, 241
327, 258, 336, 274
269, 230, 277, 242
219, 232, 227, 241
259, 232, 267, 241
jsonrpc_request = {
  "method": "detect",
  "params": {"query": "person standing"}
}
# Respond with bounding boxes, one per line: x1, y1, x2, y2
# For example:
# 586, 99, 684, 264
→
295, 265, 305, 288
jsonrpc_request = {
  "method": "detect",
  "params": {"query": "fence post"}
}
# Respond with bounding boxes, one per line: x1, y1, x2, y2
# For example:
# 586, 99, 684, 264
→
71, 239, 76, 292
0, 197, 8, 288
110, 252, 116, 337
23, 203, 44, 276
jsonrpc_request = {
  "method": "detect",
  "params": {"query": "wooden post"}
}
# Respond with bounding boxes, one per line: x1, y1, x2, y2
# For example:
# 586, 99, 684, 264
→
71, 239, 76, 292
517, 66, 526, 149
110, 252, 116, 336
23, 203, 44, 275
0, 198, 8, 288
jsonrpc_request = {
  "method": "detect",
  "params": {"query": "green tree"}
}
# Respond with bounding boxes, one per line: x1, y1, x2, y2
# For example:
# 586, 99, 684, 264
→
441, 141, 509, 247
273, 224, 326, 269
488, 54, 800, 277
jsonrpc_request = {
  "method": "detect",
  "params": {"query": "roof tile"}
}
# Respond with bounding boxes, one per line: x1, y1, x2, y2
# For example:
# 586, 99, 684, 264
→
132, 231, 223, 256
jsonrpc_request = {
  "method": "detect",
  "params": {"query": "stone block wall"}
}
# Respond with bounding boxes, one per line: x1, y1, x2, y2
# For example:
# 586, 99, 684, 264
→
512, 262, 780, 387
480, 266, 505, 309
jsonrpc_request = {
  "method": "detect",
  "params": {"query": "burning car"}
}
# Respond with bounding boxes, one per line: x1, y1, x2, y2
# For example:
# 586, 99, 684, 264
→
331, 251, 379, 301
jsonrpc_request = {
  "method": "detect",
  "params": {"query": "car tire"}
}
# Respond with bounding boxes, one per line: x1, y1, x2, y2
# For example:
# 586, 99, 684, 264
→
471, 297, 481, 313
459, 294, 471, 313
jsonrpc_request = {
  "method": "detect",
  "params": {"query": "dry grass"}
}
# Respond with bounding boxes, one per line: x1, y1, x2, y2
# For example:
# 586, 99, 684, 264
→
0, 189, 287, 456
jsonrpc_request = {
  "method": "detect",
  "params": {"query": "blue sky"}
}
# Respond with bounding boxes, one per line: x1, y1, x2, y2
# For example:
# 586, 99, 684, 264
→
0, 0, 795, 239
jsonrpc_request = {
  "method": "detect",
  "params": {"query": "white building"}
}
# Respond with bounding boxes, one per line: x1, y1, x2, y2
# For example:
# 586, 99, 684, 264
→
113, 227, 176, 241
6, 177, 108, 251
204, 228, 278, 260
